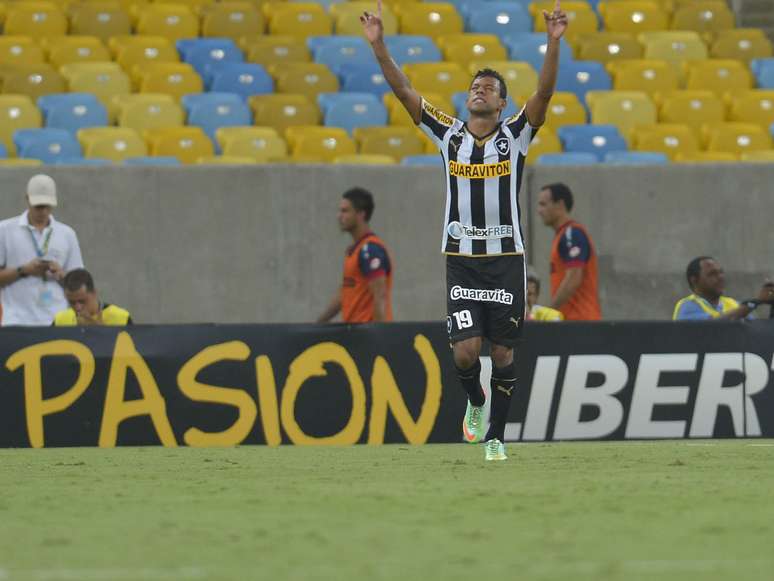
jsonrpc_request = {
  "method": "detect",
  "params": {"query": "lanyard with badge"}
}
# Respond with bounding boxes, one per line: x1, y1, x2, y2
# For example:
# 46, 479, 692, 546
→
27, 225, 55, 308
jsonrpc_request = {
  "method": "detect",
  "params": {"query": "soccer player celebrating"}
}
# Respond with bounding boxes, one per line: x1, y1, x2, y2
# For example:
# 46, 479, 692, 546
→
362, 0, 567, 460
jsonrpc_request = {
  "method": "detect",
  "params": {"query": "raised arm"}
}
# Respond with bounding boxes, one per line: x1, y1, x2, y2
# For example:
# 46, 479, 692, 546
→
361, 0, 422, 124
525, 0, 568, 127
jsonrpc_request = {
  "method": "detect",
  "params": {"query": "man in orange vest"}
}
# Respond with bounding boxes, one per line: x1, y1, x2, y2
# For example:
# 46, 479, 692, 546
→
318, 187, 393, 324
537, 183, 601, 320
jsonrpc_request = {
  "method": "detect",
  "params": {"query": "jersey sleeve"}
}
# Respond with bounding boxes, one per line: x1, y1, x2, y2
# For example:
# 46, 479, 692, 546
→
358, 242, 391, 281
503, 106, 538, 155
673, 300, 712, 321
417, 97, 457, 149
558, 226, 591, 267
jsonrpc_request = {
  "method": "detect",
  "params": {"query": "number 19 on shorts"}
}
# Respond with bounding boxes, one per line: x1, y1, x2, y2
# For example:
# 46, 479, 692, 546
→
452, 309, 473, 329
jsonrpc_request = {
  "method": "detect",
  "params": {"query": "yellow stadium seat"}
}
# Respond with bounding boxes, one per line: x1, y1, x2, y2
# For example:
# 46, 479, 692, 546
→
525, 127, 561, 165
704, 123, 772, 155
710, 29, 774, 62
113, 36, 179, 81
0, 36, 45, 67
685, 60, 753, 96
437, 34, 507, 68
469, 61, 538, 97
353, 126, 424, 161
532, 1, 599, 37
1, 64, 66, 100
331, 2, 399, 35
384, 91, 454, 126
201, 1, 264, 39
674, 150, 736, 163
117, 93, 184, 132
146, 126, 214, 164
4, 3, 68, 36
265, 3, 332, 40
196, 155, 257, 164
728, 90, 774, 131
395, 2, 463, 39
543, 92, 587, 131
403, 62, 469, 101
216, 126, 287, 161
671, 2, 735, 34
60, 62, 131, 117
575, 32, 643, 62
153, 0, 214, 16
68, 3, 132, 41
243, 36, 310, 67
333, 154, 396, 165
288, 126, 356, 162
249, 93, 320, 133
77, 126, 147, 161
640, 30, 708, 63
739, 150, 774, 162
608, 59, 680, 95
658, 90, 726, 138
587, 90, 657, 139
136, 4, 199, 41
0, 158, 44, 166
600, 1, 669, 34
632, 123, 699, 160
271, 62, 338, 101
139, 63, 203, 101
0, 94, 42, 154
45, 36, 111, 68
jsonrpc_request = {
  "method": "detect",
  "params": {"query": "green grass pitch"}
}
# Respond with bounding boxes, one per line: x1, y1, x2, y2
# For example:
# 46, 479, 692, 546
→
1, 441, 773, 581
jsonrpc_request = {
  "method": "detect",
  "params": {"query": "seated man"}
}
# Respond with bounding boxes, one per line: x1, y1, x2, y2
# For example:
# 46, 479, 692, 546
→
53, 268, 132, 326
526, 273, 563, 322
673, 256, 773, 321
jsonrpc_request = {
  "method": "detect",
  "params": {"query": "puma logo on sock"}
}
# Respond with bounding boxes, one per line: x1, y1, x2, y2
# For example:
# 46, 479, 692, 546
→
496, 385, 514, 396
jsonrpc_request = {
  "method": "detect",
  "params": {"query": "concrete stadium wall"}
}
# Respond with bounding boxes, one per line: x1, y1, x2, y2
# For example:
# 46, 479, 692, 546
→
0, 164, 772, 323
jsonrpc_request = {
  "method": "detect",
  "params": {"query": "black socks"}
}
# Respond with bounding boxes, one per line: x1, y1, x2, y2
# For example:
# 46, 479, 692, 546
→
485, 362, 517, 442
455, 359, 485, 407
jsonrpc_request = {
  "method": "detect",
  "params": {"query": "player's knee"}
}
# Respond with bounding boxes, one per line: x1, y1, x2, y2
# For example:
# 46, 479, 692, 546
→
452, 344, 479, 370
490, 344, 514, 368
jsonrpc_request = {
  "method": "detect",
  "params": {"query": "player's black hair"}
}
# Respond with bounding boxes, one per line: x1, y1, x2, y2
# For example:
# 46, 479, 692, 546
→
686, 256, 713, 290
342, 187, 375, 221
542, 183, 574, 212
63, 268, 95, 293
471, 68, 508, 99
527, 273, 541, 292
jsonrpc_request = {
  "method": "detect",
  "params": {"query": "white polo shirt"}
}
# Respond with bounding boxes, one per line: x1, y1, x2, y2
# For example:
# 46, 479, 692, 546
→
0, 211, 84, 326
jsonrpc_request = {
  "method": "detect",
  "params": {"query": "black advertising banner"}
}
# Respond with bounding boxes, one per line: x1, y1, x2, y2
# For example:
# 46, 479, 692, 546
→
0, 321, 773, 448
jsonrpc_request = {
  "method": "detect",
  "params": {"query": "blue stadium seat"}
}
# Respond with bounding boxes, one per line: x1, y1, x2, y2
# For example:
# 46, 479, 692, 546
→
503, 33, 574, 72
319, 92, 388, 134
13, 128, 82, 163
536, 152, 599, 165
177, 38, 243, 79
437, 0, 478, 17
0, 142, 7, 158
556, 61, 611, 102
181, 92, 243, 112
309, 36, 375, 74
753, 59, 774, 88
339, 63, 389, 97
401, 154, 442, 166
467, 2, 531, 37
37, 93, 109, 136
208, 63, 273, 98
184, 94, 252, 149
384, 35, 442, 65
54, 157, 112, 166
750, 58, 772, 76
452, 91, 519, 121
124, 156, 181, 166
603, 151, 669, 165
558, 124, 627, 160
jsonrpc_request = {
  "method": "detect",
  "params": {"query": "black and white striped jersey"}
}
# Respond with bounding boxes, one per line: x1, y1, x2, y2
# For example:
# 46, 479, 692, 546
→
418, 97, 537, 257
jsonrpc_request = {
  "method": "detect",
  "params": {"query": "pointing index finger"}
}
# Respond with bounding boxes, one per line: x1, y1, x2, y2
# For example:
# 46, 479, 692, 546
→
377, 0, 382, 18
555, 0, 560, 12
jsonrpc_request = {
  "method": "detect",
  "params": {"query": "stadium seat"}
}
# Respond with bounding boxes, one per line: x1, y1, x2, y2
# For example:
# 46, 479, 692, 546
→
208, 63, 273, 98
556, 60, 612, 101
319, 92, 388, 134
0, 158, 43, 167
710, 29, 774, 63
201, 2, 264, 39
739, 150, 774, 162
183, 93, 252, 146
658, 90, 726, 138
674, 151, 737, 163
287, 125, 356, 162
754, 59, 774, 89
115, 37, 181, 84
0, 142, 6, 159
466, 2, 532, 37
0, 94, 42, 155
146, 126, 215, 164
640, 31, 708, 64
586, 90, 657, 140
558, 124, 628, 160
332, 2, 399, 35
13, 128, 82, 163
124, 156, 181, 165
437, 34, 507, 68
249, 93, 320, 133
603, 150, 669, 164
671, 2, 735, 34
0, 36, 45, 66
468, 60, 537, 98
541, 92, 587, 130
153, 0, 213, 16
139, 63, 204, 101
117, 93, 185, 132
77, 126, 148, 161
353, 126, 425, 161
575, 32, 643, 62
340, 64, 389, 97
684, 60, 753, 96
384, 91, 454, 126
37, 93, 109, 135
266, 3, 332, 40
525, 127, 561, 164
504, 33, 574, 72
608, 59, 680, 95
215, 126, 287, 161
601, 1, 669, 33
384, 35, 442, 66
333, 154, 396, 165
531, 1, 598, 37
310, 36, 376, 74
4, 3, 67, 36
44, 36, 112, 68
136, 4, 199, 41
243, 36, 311, 68
729, 90, 774, 130
536, 152, 598, 164
395, 3, 463, 39
272, 63, 339, 101
632, 123, 699, 160
403, 62, 469, 101
178, 38, 244, 79
401, 154, 442, 166
69, 3, 132, 42
60, 62, 131, 118
704, 122, 772, 155
1, 64, 67, 101
452, 91, 519, 121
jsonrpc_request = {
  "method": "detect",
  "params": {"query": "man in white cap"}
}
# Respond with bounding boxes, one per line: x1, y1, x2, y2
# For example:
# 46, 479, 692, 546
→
0, 174, 84, 325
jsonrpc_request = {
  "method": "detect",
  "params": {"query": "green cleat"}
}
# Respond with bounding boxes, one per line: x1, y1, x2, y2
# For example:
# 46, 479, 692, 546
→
462, 401, 485, 444
485, 439, 507, 461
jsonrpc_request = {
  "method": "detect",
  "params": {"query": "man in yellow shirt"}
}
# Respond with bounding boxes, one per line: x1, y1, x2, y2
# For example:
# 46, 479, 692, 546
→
527, 273, 564, 322
53, 268, 132, 326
